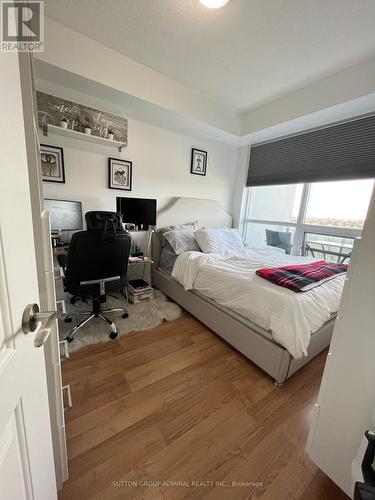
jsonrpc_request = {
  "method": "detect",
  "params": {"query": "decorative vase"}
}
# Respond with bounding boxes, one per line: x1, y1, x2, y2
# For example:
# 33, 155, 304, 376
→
107, 132, 114, 141
84, 127, 92, 135
60, 120, 68, 129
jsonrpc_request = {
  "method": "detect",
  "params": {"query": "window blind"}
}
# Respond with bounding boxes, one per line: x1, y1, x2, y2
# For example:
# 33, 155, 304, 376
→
247, 115, 375, 187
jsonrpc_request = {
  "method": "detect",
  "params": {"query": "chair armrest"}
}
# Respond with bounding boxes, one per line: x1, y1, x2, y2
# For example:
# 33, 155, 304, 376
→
80, 275, 121, 295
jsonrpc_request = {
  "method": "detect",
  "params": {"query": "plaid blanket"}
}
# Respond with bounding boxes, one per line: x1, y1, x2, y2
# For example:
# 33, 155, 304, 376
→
256, 260, 348, 293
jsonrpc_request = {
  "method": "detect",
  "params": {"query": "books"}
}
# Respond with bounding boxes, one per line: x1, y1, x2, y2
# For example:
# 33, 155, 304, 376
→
128, 279, 150, 290
128, 256, 152, 264
127, 279, 153, 303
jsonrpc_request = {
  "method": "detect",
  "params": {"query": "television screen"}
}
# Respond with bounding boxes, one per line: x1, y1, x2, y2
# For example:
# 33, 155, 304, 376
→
44, 199, 83, 231
116, 197, 156, 229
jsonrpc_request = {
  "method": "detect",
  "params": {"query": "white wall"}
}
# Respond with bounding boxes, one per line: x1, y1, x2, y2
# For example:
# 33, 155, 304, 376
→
241, 56, 375, 137
41, 116, 238, 223
38, 19, 375, 141
307, 187, 375, 496
37, 19, 375, 233
37, 18, 240, 137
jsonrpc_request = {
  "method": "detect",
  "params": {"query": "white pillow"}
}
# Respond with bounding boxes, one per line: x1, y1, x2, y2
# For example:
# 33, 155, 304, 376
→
163, 229, 201, 255
194, 228, 244, 253
157, 221, 198, 247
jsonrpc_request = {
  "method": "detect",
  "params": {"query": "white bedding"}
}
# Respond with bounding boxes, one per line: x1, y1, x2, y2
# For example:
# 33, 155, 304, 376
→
171, 247, 345, 359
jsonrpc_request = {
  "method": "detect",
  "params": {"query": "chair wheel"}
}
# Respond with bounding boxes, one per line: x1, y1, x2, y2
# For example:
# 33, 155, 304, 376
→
122, 313, 128, 318
109, 332, 118, 340
66, 336, 74, 343
65, 317, 72, 323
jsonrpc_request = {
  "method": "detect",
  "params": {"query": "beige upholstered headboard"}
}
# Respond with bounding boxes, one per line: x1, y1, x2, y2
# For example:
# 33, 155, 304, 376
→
156, 197, 232, 229
152, 197, 233, 270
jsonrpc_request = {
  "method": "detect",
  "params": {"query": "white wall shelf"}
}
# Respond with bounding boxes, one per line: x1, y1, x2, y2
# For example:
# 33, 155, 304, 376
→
42, 124, 126, 152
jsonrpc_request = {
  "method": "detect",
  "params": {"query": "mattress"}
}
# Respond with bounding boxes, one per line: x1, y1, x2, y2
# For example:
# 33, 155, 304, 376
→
158, 267, 336, 345
171, 248, 345, 358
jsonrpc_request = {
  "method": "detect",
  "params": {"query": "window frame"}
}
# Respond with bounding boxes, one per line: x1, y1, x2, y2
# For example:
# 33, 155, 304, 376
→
242, 182, 364, 256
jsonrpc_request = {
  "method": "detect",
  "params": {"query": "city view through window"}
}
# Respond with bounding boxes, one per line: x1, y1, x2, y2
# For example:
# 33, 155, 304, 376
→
243, 179, 374, 262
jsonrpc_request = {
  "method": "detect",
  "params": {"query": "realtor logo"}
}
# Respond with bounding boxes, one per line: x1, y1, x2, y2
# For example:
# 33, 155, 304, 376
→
1, 1, 44, 52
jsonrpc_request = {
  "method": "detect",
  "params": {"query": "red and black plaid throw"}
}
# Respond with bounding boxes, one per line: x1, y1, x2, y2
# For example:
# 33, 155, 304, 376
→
256, 260, 348, 293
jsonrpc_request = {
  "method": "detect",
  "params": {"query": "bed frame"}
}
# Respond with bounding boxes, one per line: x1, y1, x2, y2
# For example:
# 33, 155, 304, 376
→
152, 197, 334, 385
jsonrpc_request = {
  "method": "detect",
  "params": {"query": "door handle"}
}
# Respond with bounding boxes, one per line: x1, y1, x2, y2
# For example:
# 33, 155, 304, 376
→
22, 303, 59, 347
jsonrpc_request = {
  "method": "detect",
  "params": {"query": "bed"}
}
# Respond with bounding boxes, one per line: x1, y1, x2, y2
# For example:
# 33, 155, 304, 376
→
152, 197, 337, 385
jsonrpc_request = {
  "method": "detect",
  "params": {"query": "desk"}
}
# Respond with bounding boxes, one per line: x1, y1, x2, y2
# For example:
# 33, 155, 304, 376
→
52, 247, 153, 282
52, 246, 68, 278
53, 245, 69, 256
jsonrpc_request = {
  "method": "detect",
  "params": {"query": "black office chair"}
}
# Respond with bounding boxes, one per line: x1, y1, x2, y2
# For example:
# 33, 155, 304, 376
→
265, 229, 292, 254
62, 211, 131, 343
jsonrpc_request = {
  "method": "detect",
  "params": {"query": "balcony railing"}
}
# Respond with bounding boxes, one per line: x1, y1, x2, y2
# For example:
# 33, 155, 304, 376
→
302, 233, 354, 263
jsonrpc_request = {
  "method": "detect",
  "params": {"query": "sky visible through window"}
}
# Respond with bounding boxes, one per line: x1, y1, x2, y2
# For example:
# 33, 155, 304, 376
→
245, 179, 374, 258
306, 179, 374, 227
292, 179, 374, 228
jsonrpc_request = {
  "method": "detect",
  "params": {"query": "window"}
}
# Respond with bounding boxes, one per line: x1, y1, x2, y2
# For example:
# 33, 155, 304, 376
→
305, 180, 373, 229
246, 184, 303, 223
243, 179, 373, 261
243, 223, 296, 250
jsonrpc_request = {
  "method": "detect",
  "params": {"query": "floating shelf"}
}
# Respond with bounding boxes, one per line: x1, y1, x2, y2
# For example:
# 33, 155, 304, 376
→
42, 124, 126, 152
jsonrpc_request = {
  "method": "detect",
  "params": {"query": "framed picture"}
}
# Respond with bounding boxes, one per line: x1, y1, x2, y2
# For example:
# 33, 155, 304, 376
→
40, 144, 65, 183
191, 148, 207, 176
108, 157, 132, 191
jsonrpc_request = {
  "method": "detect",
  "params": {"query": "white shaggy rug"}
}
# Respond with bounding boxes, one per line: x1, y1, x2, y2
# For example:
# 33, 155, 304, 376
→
58, 289, 181, 353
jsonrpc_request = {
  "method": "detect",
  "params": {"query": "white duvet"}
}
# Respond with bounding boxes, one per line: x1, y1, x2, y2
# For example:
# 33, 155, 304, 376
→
171, 247, 346, 359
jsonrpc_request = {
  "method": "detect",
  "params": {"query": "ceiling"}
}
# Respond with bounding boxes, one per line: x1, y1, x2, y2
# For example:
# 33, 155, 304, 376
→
45, 0, 375, 113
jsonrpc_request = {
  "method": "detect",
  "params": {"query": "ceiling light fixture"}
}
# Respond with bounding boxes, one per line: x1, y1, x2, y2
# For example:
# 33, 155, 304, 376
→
199, 0, 230, 9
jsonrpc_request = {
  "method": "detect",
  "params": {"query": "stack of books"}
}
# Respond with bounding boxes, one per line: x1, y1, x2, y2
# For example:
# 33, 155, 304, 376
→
127, 279, 154, 304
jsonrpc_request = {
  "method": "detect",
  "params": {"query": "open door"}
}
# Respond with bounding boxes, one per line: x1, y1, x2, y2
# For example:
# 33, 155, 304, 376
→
0, 49, 57, 497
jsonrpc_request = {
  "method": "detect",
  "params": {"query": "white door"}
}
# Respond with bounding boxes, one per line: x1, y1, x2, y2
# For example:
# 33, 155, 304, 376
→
0, 50, 57, 498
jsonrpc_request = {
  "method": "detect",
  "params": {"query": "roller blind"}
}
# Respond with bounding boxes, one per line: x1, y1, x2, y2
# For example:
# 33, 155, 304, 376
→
247, 115, 375, 187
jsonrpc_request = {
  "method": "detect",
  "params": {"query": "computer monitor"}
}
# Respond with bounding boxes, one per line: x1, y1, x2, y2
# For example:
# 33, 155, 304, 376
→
44, 199, 83, 232
116, 197, 156, 230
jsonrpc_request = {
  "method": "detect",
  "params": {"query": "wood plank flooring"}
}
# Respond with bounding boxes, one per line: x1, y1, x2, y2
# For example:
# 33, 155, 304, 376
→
59, 311, 349, 500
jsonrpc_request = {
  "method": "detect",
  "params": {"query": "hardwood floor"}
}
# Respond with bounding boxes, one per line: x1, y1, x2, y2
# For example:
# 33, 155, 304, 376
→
59, 311, 348, 500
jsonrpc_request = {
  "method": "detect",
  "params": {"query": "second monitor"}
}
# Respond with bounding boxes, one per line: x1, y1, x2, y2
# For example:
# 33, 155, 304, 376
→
44, 198, 83, 232
116, 197, 156, 230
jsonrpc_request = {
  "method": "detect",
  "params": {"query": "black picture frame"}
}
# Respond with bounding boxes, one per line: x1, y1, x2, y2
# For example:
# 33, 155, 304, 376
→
191, 148, 207, 176
40, 144, 65, 183
108, 157, 132, 191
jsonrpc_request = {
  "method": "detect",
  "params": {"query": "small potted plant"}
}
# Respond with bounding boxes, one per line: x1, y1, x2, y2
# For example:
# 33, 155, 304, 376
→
82, 116, 92, 135
107, 129, 114, 141
60, 117, 68, 129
